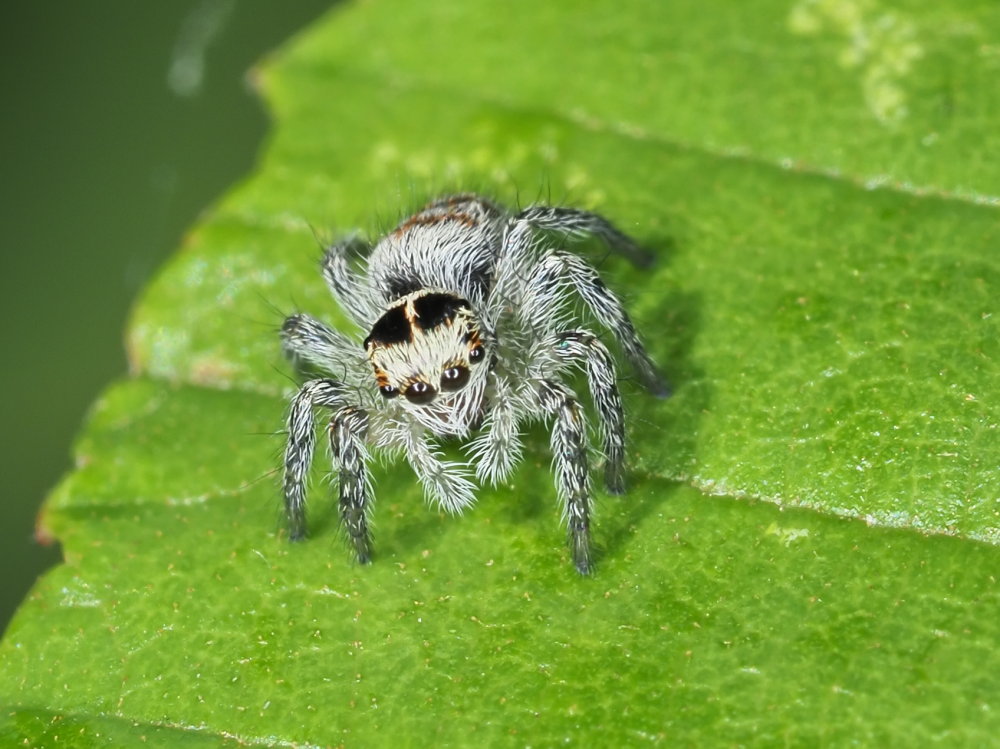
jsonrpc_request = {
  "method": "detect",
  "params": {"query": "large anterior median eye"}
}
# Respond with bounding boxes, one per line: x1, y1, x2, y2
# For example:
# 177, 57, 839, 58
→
440, 364, 470, 391
404, 381, 437, 404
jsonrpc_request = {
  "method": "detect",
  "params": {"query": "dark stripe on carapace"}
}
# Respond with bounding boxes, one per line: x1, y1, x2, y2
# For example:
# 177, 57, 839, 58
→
385, 275, 423, 300
392, 210, 479, 239
423, 194, 479, 211
412, 293, 470, 331
364, 305, 411, 348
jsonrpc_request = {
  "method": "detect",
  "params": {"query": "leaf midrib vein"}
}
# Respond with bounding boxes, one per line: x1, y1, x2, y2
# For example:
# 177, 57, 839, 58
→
281, 62, 1000, 210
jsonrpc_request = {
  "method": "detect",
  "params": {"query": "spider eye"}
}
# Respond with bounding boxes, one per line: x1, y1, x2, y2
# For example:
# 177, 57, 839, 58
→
468, 345, 485, 364
440, 365, 470, 391
404, 381, 437, 404
379, 384, 399, 399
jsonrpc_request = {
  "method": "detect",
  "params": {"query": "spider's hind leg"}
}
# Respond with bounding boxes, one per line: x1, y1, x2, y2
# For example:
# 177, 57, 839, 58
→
520, 248, 670, 398
550, 330, 626, 494
515, 203, 654, 268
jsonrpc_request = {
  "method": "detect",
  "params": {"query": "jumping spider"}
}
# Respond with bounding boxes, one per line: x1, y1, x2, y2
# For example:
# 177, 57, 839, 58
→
281, 194, 667, 573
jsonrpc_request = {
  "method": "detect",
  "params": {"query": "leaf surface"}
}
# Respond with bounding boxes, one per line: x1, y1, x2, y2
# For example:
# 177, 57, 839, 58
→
3, 1, 999, 745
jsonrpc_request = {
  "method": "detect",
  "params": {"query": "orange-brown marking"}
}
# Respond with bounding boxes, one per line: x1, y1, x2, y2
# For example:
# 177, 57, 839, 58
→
422, 194, 476, 210
393, 210, 479, 239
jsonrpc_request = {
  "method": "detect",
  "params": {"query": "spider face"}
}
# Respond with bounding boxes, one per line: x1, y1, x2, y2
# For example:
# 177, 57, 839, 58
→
364, 289, 488, 407
280, 194, 668, 574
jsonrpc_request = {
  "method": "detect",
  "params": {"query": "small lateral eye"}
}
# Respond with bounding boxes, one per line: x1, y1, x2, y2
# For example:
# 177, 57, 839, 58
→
404, 381, 437, 404
468, 346, 485, 364
379, 384, 399, 399
440, 365, 470, 391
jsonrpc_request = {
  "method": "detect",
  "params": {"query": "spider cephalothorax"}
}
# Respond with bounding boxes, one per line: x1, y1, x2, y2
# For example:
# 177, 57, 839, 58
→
281, 194, 667, 573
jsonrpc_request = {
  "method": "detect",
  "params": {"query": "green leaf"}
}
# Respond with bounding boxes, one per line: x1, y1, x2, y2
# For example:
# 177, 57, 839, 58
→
3, 0, 999, 746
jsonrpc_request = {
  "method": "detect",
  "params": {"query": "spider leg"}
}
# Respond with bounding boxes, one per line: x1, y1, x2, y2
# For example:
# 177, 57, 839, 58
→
467, 372, 525, 486
283, 378, 347, 541
515, 204, 654, 268
535, 379, 593, 574
284, 380, 373, 563
321, 235, 376, 326
547, 330, 626, 494
521, 249, 669, 397
397, 427, 477, 513
330, 406, 374, 564
281, 313, 362, 375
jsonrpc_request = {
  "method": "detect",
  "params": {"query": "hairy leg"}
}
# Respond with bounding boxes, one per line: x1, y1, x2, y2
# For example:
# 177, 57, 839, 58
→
283, 379, 346, 540
330, 406, 374, 563
548, 330, 626, 494
321, 235, 376, 326
399, 428, 478, 514
536, 379, 593, 574
520, 249, 669, 397
467, 372, 525, 486
515, 203, 654, 268
281, 313, 363, 377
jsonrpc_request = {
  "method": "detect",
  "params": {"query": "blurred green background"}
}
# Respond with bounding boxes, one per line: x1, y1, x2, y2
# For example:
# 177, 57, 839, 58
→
0, 0, 335, 634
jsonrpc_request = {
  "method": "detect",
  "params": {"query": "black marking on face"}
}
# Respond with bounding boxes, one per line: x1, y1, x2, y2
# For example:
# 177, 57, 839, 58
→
404, 380, 437, 404
412, 293, 470, 330
385, 275, 422, 300
364, 305, 411, 348
440, 364, 470, 391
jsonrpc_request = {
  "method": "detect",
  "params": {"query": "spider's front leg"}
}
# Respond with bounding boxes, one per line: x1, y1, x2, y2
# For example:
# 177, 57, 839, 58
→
468, 373, 525, 487
281, 313, 362, 375
283, 378, 374, 563
536, 379, 593, 575
396, 426, 477, 514
330, 406, 374, 564
283, 378, 346, 540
